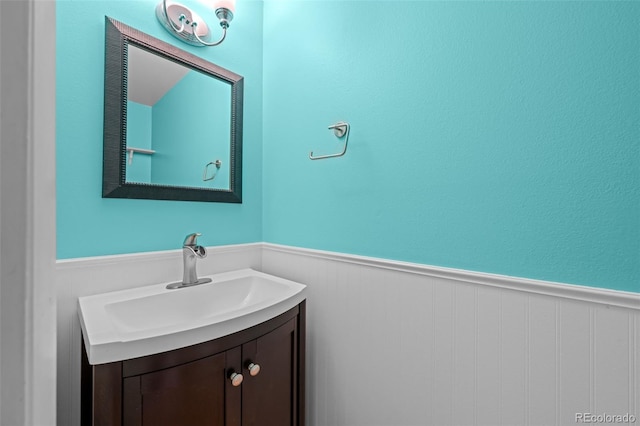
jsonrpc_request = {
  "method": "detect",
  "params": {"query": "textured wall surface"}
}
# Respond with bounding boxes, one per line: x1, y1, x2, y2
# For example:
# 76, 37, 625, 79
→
57, 1, 640, 291
262, 1, 640, 292
56, 0, 264, 258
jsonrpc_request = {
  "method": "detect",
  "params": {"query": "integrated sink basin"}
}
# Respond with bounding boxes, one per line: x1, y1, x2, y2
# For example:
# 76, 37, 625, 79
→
78, 269, 307, 365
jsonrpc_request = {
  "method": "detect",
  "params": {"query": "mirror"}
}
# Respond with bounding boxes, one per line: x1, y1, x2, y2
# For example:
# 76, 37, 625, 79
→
103, 17, 243, 203
126, 45, 232, 189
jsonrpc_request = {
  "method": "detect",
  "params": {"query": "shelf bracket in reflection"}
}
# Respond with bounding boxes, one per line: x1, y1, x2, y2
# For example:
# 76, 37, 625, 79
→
126, 147, 156, 165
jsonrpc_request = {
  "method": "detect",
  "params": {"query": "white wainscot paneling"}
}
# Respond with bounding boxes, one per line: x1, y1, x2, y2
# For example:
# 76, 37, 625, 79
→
56, 243, 639, 426
262, 244, 640, 426
56, 243, 262, 426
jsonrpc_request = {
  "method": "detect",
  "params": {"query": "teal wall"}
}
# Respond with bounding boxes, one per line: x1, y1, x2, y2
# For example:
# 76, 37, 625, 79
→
262, 1, 640, 292
56, 0, 263, 258
57, 1, 639, 292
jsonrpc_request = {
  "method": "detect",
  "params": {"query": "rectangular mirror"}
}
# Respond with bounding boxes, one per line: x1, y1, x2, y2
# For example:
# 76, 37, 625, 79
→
103, 17, 243, 203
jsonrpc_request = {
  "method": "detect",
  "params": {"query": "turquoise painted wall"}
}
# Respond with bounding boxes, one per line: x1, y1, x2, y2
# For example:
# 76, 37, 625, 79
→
56, 0, 263, 258
57, 0, 639, 292
262, 1, 640, 292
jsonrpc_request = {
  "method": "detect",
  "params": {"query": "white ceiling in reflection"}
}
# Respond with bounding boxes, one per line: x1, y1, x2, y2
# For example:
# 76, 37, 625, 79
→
127, 45, 190, 106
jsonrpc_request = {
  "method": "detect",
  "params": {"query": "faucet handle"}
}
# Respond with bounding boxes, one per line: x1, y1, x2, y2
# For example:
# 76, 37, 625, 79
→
183, 232, 202, 247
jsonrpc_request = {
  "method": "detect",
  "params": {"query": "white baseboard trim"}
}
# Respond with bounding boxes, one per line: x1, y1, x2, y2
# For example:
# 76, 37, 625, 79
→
262, 243, 640, 310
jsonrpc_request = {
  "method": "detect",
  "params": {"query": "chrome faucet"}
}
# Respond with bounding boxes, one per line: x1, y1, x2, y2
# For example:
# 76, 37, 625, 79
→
166, 233, 213, 289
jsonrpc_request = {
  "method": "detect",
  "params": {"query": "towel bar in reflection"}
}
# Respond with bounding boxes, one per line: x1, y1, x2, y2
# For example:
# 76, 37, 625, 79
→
203, 159, 222, 181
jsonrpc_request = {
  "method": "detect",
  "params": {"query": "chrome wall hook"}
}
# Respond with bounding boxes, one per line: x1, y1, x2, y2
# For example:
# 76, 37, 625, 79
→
309, 122, 350, 160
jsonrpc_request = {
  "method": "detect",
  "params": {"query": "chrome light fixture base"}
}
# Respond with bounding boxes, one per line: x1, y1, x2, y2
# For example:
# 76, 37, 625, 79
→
156, 0, 233, 47
215, 8, 233, 29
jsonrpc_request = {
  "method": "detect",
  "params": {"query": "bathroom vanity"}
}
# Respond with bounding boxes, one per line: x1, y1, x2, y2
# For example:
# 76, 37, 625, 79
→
78, 269, 307, 426
82, 303, 305, 425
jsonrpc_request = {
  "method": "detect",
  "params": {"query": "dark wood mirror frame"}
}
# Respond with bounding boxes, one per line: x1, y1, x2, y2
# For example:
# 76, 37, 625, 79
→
103, 16, 243, 203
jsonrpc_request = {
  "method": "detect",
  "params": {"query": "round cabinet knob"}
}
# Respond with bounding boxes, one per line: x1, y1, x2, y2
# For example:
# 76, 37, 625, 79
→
229, 371, 243, 387
247, 362, 261, 377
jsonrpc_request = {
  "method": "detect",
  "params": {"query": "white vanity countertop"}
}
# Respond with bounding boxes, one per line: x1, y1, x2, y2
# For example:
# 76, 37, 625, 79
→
78, 268, 307, 365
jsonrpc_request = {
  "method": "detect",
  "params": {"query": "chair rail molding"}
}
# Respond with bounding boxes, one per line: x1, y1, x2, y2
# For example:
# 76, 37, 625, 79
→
262, 243, 639, 310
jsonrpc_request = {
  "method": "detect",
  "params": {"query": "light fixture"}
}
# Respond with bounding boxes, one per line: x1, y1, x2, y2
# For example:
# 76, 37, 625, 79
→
155, 0, 235, 47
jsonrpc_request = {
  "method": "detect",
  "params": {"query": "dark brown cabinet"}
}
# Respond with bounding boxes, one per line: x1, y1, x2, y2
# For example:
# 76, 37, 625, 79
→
82, 303, 305, 426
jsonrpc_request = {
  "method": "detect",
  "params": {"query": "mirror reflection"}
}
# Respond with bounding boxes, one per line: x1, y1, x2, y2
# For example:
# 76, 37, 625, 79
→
125, 45, 231, 190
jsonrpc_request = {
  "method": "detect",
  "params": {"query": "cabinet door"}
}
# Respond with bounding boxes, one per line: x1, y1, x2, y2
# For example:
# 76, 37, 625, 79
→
123, 347, 242, 426
241, 318, 298, 426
